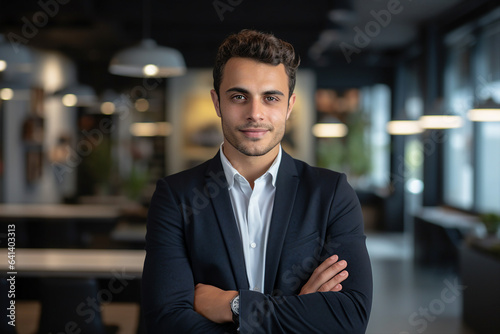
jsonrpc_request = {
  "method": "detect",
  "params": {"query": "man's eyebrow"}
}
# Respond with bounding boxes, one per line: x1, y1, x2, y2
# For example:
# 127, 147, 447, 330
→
226, 87, 250, 94
225, 87, 285, 96
263, 90, 285, 96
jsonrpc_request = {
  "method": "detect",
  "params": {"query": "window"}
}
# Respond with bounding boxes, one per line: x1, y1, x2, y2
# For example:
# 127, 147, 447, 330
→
475, 21, 500, 214
443, 17, 500, 215
443, 29, 475, 211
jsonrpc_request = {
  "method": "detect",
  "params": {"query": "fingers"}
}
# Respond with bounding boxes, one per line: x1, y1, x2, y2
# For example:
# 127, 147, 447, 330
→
318, 268, 348, 292
299, 255, 348, 295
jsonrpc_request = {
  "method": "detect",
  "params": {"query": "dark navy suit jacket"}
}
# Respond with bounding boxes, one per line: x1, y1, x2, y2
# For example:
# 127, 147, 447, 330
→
142, 151, 372, 333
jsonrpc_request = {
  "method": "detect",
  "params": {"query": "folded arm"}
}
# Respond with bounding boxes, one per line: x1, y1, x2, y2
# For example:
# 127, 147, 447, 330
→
142, 178, 236, 334
195, 173, 372, 333
194, 254, 349, 323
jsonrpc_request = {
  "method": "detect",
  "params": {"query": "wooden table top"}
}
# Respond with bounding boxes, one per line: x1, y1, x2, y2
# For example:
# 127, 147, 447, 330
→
0, 204, 122, 220
0, 248, 145, 278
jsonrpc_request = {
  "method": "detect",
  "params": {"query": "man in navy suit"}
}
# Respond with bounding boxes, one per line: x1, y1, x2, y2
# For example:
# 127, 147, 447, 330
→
142, 29, 372, 333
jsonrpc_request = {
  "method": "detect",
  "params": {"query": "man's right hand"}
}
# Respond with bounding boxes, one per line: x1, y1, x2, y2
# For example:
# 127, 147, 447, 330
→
299, 255, 348, 295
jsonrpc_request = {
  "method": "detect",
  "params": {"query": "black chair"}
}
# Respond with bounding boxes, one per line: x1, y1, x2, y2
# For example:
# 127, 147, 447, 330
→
37, 277, 118, 334
0, 277, 16, 334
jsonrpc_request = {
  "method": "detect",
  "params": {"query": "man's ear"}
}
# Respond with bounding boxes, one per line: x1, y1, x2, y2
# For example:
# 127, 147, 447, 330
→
210, 89, 221, 117
286, 93, 296, 120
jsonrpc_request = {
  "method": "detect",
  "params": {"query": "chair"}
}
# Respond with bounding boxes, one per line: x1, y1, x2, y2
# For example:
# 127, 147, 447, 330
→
0, 277, 16, 334
37, 277, 118, 334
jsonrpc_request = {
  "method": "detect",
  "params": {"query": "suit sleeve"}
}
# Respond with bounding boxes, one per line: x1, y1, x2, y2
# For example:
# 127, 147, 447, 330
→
238, 174, 373, 333
142, 178, 236, 333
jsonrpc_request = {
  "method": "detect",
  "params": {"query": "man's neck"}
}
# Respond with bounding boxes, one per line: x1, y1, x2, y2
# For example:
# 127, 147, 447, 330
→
222, 143, 279, 189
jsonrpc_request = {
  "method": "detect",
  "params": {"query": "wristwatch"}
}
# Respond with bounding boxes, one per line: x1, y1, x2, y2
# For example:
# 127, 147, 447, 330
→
230, 294, 240, 325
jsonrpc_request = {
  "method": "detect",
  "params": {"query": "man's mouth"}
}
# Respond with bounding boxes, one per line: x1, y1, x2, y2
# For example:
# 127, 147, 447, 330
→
240, 128, 269, 138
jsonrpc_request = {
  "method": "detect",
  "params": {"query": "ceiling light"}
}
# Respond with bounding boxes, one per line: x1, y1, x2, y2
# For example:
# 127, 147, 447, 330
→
0, 34, 33, 74
312, 123, 348, 138
419, 115, 463, 129
419, 99, 463, 129
130, 122, 172, 137
135, 98, 150, 112
0, 81, 31, 100
56, 84, 97, 107
467, 98, 500, 122
100, 102, 116, 115
143, 64, 159, 76
109, 39, 186, 78
0, 88, 14, 100
386, 120, 423, 135
62, 94, 78, 107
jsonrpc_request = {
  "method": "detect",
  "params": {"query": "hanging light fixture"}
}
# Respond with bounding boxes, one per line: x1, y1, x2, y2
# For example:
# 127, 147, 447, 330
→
55, 83, 97, 107
419, 98, 463, 129
0, 34, 33, 74
386, 120, 423, 135
467, 98, 500, 122
387, 101, 424, 135
109, 39, 186, 77
0, 81, 31, 100
312, 116, 348, 138
108, 0, 186, 78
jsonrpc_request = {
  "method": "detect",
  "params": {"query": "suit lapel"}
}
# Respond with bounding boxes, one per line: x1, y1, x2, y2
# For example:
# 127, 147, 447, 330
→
264, 151, 299, 294
205, 153, 249, 290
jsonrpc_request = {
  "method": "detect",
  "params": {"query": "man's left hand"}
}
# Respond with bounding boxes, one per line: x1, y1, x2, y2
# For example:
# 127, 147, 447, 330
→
194, 283, 238, 323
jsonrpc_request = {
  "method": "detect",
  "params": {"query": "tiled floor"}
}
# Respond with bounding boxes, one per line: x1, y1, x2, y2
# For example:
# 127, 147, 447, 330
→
16, 233, 476, 334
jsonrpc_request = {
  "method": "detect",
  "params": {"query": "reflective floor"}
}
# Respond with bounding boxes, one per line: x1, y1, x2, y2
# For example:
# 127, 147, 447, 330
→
366, 233, 476, 334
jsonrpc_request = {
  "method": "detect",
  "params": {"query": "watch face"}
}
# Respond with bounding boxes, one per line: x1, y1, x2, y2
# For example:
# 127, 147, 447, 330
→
231, 295, 240, 315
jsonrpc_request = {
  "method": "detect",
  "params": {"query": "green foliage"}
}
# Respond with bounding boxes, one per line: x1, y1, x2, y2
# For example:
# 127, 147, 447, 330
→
316, 111, 371, 178
480, 213, 500, 235
124, 164, 149, 201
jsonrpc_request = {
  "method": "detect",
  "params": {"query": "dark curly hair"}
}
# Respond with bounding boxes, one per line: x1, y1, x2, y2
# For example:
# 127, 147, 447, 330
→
213, 29, 300, 98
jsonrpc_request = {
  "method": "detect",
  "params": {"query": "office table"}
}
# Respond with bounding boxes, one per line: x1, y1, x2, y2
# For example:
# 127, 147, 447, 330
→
0, 248, 145, 278
0, 204, 123, 248
0, 204, 122, 220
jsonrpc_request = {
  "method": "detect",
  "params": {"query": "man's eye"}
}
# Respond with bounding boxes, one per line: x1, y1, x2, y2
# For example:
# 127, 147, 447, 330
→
232, 95, 246, 100
265, 96, 278, 102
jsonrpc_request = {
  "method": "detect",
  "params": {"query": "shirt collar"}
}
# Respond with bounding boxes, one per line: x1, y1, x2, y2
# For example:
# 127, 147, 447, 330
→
219, 143, 282, 189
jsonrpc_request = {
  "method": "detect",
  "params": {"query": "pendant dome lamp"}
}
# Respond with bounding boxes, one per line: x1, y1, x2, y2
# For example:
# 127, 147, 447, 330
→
0, 34, 34, 75
468, 98, 500, 122
419, 98, 463, 129
108, 0, 186, 78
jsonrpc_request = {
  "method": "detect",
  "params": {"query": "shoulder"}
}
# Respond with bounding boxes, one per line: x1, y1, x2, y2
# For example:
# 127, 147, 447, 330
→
285, 153, 346, 186
155, 155, 222, 194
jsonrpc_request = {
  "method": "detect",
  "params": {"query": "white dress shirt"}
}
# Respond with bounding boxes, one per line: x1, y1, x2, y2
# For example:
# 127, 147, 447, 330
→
220, 144, 282, 293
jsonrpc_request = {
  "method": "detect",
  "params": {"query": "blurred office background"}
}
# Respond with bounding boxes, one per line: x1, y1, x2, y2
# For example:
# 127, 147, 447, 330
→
0, 0, 499, 333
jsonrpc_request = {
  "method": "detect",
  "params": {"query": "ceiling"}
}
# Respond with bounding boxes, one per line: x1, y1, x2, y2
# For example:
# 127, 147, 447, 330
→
0, 0, 478, 91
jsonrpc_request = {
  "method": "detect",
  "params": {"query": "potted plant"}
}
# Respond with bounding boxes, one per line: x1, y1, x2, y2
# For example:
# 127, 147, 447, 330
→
480, 213, 500, 237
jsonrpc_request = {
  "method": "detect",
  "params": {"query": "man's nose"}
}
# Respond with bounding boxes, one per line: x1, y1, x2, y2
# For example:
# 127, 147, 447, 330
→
247, 99, 264, 121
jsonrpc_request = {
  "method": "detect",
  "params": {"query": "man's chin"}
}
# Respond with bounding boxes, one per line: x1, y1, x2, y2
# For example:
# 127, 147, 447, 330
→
237, 144, 277, 157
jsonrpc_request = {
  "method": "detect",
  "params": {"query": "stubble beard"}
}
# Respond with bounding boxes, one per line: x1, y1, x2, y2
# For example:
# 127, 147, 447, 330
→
220, 115, 285, 157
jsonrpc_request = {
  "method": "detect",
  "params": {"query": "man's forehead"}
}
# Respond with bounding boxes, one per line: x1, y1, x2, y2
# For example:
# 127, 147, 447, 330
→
221, 58, 288, 88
